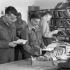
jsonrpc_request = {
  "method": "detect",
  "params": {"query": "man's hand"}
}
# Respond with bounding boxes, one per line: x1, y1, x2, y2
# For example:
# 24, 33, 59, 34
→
9, 41, 17, 47
35, 52, 40, 56
52, 30, 59, 34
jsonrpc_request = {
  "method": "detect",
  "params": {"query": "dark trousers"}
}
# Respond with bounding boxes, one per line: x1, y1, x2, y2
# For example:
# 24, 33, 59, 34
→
14, 44, 25, 61
0, 48, 14, 64
14, 44, 31, 61
42, 36, 51, 46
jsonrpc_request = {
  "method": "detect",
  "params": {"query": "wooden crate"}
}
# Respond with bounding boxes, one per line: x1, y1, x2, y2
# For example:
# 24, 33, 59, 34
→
31, 58, 55, 67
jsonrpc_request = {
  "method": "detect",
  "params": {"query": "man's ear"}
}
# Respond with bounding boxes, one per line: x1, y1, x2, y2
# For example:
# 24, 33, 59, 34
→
5, 14, 7, 16
31, 19, 33, 22
5, 14, 9, 18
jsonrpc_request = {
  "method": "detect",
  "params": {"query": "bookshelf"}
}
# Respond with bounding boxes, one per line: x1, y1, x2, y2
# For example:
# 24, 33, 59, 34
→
51, 9, 70, 42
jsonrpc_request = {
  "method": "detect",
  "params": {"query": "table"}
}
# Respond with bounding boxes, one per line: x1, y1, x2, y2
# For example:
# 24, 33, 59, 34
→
0, 59, 57, 70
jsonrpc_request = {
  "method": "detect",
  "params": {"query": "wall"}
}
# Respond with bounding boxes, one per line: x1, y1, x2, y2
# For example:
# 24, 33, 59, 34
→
33, 0, 66, 9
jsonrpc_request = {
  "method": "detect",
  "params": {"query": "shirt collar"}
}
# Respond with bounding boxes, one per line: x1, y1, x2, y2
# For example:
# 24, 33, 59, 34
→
28, 21, 36, 30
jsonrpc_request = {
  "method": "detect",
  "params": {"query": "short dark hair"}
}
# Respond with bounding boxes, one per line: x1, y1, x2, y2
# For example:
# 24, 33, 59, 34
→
43, 11, 52, 16
5, 6, 18, 16
30, 12, 41, 19
17, 12, 21, 17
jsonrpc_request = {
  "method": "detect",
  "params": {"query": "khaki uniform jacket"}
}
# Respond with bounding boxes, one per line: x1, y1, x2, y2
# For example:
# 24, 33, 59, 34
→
15, 19, 27, 39
21, 24, 44, 56
0, 16, 17, 64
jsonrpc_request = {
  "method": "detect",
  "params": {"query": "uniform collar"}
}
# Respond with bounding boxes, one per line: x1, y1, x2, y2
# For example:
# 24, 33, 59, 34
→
28, 21, 36, 30
2, 16, 16, 28
2, 16, 10, 26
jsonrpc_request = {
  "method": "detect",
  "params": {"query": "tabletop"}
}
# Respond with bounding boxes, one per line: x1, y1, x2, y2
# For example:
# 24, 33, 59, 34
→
0, 59, 57, 70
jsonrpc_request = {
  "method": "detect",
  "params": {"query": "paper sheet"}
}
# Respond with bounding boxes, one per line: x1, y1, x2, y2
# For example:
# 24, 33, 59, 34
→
13, 39, 28, 44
